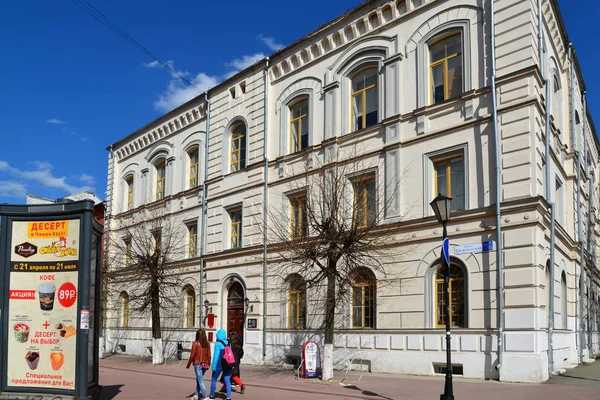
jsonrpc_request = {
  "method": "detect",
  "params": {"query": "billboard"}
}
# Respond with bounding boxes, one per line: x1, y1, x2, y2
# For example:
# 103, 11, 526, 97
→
7, 220, 80, 390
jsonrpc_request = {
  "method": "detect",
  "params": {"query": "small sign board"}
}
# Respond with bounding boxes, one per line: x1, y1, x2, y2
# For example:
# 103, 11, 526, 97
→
247, 318, 257, 329
454, 241, 494, 255
301, 341, 321, 379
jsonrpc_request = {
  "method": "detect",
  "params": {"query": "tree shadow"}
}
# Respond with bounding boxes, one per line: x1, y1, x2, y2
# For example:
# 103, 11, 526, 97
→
340, 383, 394, 400
97, 384, 123, 400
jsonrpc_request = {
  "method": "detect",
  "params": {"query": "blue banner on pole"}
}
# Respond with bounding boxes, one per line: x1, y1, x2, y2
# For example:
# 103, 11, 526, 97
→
442, 237, 450, 265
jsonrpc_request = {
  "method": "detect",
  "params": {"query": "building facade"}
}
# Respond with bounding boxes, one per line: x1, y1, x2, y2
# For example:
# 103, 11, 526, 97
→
103, 0, 600, 382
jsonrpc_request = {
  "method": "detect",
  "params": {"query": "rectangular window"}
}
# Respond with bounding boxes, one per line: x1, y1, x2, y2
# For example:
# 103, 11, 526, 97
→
188, 223, 198, 257
189, 149, 199, 188
126, 177, 134, 211
351, 67, 378, 131
230, 208, 242, 249
288, 290, 306, 329
156, 161, 166, 201
352, 175, 376, 228
290, 193, 307, 239
230, 125, 247, 173
433, 154, 465, 212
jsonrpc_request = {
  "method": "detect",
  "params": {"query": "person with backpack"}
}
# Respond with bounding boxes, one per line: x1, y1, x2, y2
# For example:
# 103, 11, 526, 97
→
220, 328, 244, 391
186, 328, 211, 400
229, 335, 246, 394
208, 329, 233, 400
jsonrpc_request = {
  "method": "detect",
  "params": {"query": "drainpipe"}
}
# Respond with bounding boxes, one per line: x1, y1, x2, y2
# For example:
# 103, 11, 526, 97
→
262, 57, 270, 361
570, 44, 586, 364
540, 0, 556, 376
103, 145, 115, 351
584, 91, 593, 353
490, 0, 504, 373
200, 93, 210, 326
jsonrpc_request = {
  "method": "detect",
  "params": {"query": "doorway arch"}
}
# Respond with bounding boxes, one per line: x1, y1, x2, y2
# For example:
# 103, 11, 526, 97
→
224, 278, 245, 343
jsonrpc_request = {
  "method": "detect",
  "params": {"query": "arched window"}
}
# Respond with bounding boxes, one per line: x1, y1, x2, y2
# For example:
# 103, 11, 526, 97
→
351, 67, 378, 131
183, 285, 196, 328
429, 32, 463, 104
125, 176, 134, 211
351, 268, 375, 328
119, 292, 130, 327
155, 159, 166, 200
561, 271, 567, 329
289, 98, 309, 153
287, 274, 306, 329
230, 123, 246, 173
435, 263, 465, 328
188, 147, 199, 188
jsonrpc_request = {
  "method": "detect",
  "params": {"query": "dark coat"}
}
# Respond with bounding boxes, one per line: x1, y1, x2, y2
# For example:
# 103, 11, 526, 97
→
229, 341, 244, 377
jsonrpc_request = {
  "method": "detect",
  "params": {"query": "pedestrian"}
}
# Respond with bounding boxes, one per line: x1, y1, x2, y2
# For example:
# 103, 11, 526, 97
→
186, 328, 211, 400
229, 335, 246, 394
220, 328, 243, 390
209, 328, 232, 400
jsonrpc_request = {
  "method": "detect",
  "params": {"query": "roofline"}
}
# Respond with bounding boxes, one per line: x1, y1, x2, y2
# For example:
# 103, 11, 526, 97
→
550, 0, 599, 149
107, 0, 375, 152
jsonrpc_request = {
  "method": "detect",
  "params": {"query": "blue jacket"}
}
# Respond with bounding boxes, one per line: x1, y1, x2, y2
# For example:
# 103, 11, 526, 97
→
211, 329, 229, 371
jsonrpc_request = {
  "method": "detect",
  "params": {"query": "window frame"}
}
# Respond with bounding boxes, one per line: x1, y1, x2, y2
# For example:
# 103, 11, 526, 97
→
120, 292, 130, 327
189, 147, 199, 188
351, 173, 377, 229
123, 238, 132, 267
424, 145, 468, 217
155, 160, 166, 201
351, 269, 375, 329
125, 176, 134, 211
230, 123, 247, 173
290, 192, 308, 239
432, 153, 465, 212
287, 275, 307, 329
428, 31, 463, 104
184, 285, 196, 328
350, 66, 379, 132
289, 97, 309, 154
188, 223, 198, 258
435, 263, 466, 328
229, 208, 243, 249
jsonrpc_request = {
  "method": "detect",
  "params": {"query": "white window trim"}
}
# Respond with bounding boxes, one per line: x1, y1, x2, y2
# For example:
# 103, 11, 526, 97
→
342, 59, 384, 135
423, 144, 469, 218
345, 168, 379, 227
278, 90, 315, 157
416, 20, 472, 108
222, 119, 249, 175
223, 203, 244, 250
424, 257, 470, 329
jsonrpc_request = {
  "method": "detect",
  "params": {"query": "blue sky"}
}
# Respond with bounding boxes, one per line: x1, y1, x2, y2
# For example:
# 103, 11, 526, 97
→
0, 0, 597, 204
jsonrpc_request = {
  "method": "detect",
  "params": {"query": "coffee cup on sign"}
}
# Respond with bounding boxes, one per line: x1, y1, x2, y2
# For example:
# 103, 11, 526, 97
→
38, 282, 56, 311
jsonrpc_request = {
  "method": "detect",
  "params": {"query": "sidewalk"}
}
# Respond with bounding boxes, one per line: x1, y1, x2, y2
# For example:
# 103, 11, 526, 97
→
98, 355, 600, 399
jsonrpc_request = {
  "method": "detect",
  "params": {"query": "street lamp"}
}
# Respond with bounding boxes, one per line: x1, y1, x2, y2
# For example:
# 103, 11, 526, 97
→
430, 193, 454, 400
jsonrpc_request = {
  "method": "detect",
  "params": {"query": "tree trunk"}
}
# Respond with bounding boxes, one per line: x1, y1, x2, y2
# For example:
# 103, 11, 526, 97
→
150, 281, 163, 365
322, 265, 336, 381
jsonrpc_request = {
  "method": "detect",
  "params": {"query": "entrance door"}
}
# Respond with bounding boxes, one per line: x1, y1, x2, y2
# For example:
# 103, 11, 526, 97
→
227, 282, 244, 343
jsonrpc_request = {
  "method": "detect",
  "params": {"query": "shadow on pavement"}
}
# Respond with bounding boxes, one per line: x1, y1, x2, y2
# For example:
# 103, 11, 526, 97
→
98, 384, 123, 400
340, 383, 394, 400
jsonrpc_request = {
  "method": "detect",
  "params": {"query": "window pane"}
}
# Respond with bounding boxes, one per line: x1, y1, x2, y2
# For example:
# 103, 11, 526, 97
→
364, 69, 377, 88
240, 133, 246, 169
366, 178, 376, 225
301, 115, 309, 150
291, 120, 299, 152
430, 41, 445, 63
352, 286, 363, 327
352, 93, 363, 131
446, 34, 462, 56
432, 63, 445, 104
447, 55, 463, 99
436, 163, 448, 197
450, 157, 465, 210
365, 87, 378, 128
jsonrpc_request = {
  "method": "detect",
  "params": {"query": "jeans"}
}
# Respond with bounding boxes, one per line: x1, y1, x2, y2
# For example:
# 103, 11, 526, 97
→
193, 364, 207, 398
210, 368, 231, 398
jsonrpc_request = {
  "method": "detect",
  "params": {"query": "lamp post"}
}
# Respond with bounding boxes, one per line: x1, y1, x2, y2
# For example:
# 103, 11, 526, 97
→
430, 193, 454, 400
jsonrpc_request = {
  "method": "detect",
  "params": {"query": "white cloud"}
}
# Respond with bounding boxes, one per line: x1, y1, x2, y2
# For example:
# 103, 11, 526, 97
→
78, 174, 96, 185
144, 60, 164, 69
0, 181, 27, 198
153, 72, 218, 113
224, 53, 266, 79
257, 35, 284, 52
0, 160, 94, 195
46, 119, 65, 125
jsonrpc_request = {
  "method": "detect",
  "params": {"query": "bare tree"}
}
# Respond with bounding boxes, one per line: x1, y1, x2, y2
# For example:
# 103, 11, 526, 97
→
265, 150, 411, 380
106, 210, 186, 364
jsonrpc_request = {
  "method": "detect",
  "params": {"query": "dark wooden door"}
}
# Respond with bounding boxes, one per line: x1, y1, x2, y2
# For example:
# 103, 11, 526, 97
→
227, 282, 244, 343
